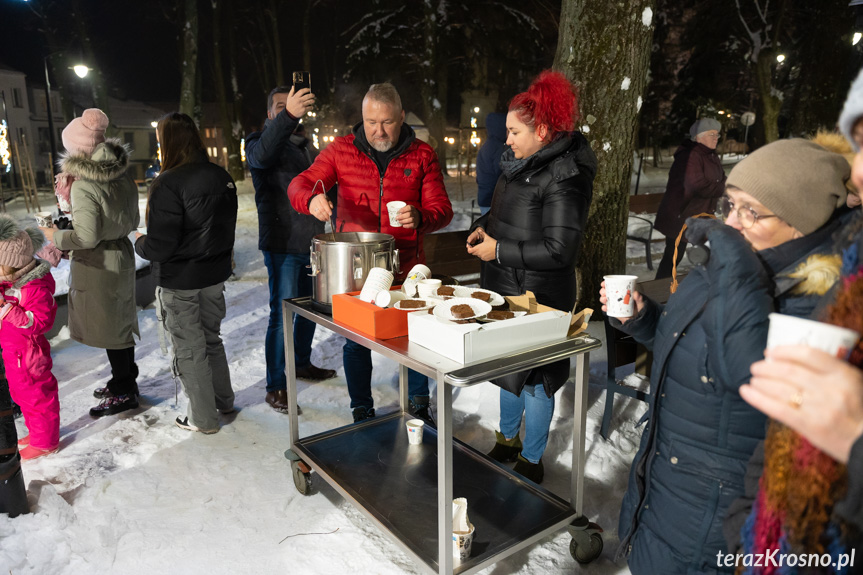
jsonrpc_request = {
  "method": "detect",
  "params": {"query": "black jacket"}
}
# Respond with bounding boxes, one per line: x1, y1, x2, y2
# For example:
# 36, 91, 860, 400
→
470, 132, 596, 397
135, 151, 238, 289
654, 140, 726, 238
614, 217, 843, 574
246, 110, 324, 253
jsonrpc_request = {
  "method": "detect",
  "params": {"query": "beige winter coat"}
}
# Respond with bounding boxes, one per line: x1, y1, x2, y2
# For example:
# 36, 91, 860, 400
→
54, 139, 140, 349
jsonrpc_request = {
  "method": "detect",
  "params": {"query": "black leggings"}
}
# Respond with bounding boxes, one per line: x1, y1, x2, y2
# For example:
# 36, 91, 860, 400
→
106, 347, 138, 396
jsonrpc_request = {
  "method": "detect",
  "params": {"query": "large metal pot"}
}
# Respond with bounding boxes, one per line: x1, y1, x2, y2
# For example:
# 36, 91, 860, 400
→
309, 232, 400, 313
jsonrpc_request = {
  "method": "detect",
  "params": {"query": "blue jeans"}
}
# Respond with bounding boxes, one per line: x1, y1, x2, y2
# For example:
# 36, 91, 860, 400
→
499, 383, 555, 464
343, 339, 428, 409
264, 251, 317, 393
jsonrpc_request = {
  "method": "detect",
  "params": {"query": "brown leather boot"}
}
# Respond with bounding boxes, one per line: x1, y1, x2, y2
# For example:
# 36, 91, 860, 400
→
265, 390, 302, 415
295, 364, 336, 381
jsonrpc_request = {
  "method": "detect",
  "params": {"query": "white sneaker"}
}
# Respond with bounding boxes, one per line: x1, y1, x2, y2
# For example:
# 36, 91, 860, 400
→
175, 416, 219, 434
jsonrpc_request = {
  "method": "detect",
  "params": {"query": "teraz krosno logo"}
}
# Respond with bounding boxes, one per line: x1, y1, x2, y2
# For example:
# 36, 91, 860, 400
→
717, 550, 856, 571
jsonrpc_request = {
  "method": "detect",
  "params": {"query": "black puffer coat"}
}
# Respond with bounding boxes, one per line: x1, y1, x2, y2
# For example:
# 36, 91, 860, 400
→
470, 132, 596, 397
135, 151, 238, 290
614, 217, 843, 575
246, 110, 324, 253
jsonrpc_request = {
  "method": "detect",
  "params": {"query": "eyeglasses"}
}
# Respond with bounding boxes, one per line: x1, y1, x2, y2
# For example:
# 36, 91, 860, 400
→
718, 195, 780, 229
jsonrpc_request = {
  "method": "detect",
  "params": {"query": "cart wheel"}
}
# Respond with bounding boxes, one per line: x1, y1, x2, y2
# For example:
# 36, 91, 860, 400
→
291, 461, 312, 495
570, 532, 603, 564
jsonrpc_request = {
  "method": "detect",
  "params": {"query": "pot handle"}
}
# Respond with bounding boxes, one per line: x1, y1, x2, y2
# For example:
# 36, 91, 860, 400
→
393, 249, 401, 275
308, 247, 320, 276
353, 252, 364, 280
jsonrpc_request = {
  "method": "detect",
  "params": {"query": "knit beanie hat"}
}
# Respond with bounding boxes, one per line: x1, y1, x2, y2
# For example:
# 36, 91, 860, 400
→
690, 118, 721, 140
62, 108, 109, 156
839, 67, 863, 151
726, 139, 849, 235
0, 216, 44, 269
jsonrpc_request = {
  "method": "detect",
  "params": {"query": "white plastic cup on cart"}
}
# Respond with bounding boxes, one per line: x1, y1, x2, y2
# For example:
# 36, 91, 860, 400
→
406, 264, 431, 281
766, 313, 860, 358
603, 275, 639, 318
417, 278, 442, 299
34, 211, 53, 228
406, 418, 424, 445
453, 523, 475, 561
374, 289, 406, 308
359, 267, 394, 303
387, 201, 407, 227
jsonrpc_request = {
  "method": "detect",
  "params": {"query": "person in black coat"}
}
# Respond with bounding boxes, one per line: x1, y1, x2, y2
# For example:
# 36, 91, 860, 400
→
246, 85, 336, 416
475, 112, 507, 215
653, 118, 726, 279
135, 112, 238, 434
600, 139, 849, 574
466, 71, 596, 484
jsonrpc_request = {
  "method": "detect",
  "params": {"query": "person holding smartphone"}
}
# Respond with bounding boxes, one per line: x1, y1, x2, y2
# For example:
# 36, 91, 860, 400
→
246, 83, 337, 416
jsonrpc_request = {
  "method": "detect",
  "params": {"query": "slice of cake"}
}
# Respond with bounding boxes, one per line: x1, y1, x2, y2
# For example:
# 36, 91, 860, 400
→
436, 286, 456, 297
451, 304, 475, 319
470, 291, 491, 302
487, 310, 515, 320
400, 299, 426, 309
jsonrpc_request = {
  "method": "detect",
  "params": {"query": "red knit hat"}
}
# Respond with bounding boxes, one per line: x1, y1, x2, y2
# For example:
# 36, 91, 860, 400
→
61, 108, 109, 156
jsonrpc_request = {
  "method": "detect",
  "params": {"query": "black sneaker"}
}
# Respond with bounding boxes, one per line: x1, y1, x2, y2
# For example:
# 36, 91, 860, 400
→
352, 406, 376, 423
175, 416, 219, 434
89, 394, 139, 417
409, 395, 435, 427
513, 454, 544, 484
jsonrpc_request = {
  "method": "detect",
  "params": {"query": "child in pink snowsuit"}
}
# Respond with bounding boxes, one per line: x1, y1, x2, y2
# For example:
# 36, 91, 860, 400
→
0, 216, 59, 460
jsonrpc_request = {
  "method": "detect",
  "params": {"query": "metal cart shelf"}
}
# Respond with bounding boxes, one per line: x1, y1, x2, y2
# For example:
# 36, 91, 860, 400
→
283, 296, 603, 575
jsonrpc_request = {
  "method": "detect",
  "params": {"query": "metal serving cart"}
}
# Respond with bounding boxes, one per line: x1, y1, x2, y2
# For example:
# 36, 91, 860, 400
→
282, 296, 604, 575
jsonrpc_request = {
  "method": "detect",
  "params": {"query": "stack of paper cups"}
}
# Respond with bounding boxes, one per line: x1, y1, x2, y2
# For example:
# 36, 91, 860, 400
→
406, 264, 431, 281
452, 498, 474, 561
359, 267, 394, 303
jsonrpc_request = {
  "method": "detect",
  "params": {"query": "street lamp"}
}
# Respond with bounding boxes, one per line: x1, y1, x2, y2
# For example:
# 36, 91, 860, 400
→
72, 65, 89, 79
43, 55, 91, 178
776, 54, 786, 63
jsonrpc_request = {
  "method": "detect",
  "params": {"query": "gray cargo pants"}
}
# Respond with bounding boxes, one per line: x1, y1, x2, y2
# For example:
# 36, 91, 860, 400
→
157, 282, 234, 430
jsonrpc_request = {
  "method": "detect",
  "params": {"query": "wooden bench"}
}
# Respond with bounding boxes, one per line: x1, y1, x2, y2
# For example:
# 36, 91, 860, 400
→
627, 192, 665, 271
423, 230, 480, 279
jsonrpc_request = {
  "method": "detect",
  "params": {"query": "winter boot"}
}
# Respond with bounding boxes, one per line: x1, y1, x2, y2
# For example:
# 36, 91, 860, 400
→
487, 430, 523, 463
352, 406, 376, 423
94, 364, 140, 398
408, 395, 435, 427
513, 454, 544, 484
89, 394, 139, 417
19, 444, 58, 460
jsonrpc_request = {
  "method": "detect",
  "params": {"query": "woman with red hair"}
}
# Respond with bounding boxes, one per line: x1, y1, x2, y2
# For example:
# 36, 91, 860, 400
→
466, 70, 597, 483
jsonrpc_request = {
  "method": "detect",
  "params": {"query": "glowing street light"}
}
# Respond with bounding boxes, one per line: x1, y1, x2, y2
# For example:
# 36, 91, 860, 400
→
854, 32, 862, 46
473, 106, 480, 113
776, 54, 786, 63
72, 64, 90, 78
150, 121, 158, 128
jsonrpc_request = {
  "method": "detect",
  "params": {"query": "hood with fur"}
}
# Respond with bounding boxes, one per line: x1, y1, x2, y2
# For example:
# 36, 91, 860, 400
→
58, 138, 131, 183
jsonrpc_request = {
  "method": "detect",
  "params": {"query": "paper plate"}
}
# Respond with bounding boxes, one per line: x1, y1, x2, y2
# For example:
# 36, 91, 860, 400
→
452, 286, 505, 307
433, 297, 493, 322
478, 310, 527, 323
394, 298, 439, 312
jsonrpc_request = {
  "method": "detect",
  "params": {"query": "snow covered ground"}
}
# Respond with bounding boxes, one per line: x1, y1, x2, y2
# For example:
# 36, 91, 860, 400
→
0, 180, 653, 575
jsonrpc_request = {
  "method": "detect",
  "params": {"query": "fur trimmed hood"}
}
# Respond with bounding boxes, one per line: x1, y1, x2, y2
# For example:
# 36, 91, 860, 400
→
9, 260, 52, 289
58, 138, 131, 183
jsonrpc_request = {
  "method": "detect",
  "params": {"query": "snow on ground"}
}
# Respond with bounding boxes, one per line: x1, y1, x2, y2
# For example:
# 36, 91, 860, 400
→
0, 179, 655, 575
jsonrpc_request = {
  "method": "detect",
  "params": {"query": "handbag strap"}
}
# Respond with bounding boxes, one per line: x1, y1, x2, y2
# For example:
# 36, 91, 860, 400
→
670, 212, 716, 294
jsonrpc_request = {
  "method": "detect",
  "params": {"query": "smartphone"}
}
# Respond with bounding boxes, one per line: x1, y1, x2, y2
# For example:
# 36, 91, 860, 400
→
292, 71, 311, 92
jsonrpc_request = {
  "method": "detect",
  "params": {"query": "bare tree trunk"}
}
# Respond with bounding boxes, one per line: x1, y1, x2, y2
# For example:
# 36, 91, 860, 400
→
70, 0, 110, 124
303, 0, 313, 73
420, 0, 447, 168
268, 0, 285, 86
755, 49, 781, 143
179, 0, 199, 121
553, 0, 656, 310
212, 0, 244, 181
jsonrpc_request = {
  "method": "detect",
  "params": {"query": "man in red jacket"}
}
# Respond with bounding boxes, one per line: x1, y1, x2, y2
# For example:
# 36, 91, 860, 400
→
289, 82, 453, 424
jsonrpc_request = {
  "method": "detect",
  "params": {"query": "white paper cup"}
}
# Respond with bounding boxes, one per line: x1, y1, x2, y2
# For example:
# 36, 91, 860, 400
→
402, 278, 419, 298
406, 264, 431, 281
406, 418, 424, 445
387, 201, 407, 228
417, 278, 442, 298
34, 211, 53, 228
374, 289, 406, 308
767, 313, 860, 358
453, 523, 475, 561
359, 267, 394, 303
604, 275, 639, 318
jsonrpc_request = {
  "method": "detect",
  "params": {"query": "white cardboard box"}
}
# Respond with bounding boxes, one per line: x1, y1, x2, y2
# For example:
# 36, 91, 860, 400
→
407, 309, 573, 364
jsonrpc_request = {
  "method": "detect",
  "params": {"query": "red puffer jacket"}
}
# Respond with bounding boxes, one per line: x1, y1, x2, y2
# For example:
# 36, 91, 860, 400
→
288, 125, 453, 278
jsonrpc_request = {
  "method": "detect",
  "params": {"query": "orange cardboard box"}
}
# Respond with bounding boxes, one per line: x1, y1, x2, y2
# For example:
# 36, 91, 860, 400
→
332, 291, 409, 340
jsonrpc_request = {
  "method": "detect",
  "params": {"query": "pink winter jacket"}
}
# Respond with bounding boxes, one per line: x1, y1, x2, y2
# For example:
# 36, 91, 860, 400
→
0, 262, 57, 356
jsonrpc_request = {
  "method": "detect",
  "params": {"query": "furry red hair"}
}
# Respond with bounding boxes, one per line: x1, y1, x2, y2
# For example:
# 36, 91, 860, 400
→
509, 70, 579, 139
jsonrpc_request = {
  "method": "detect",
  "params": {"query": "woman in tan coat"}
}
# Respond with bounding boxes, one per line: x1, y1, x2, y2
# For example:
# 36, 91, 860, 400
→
40, 109, 140, 417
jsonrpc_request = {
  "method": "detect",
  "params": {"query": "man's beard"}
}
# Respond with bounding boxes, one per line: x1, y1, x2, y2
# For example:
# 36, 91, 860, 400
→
372, 139, 394, 152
